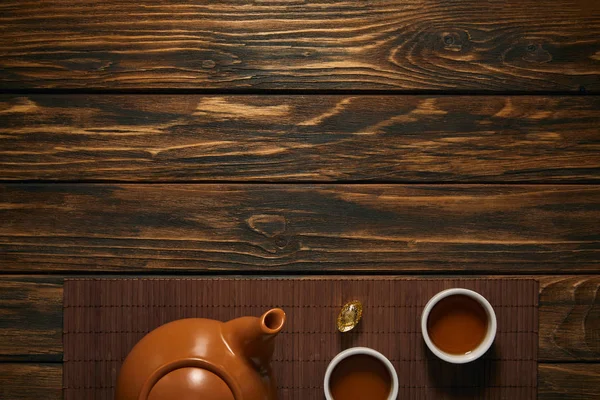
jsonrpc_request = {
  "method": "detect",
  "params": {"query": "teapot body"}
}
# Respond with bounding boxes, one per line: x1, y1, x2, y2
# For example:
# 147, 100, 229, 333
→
115, 309, 285, 400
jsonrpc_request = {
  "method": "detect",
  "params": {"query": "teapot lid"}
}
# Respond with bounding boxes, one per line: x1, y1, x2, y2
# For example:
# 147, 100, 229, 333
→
138, 358, 242, 400
148, 367, 234, 400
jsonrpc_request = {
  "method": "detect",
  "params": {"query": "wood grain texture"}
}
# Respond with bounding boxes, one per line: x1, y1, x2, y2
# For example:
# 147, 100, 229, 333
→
0, 364, 62, 400
539, 363, 600, 400
0, 276, 597, 363
1, 184, 598, 273
0, 276, 63, 362
539, 276, 600, 362
1, 0, 599, 90
1, 95, 599, 182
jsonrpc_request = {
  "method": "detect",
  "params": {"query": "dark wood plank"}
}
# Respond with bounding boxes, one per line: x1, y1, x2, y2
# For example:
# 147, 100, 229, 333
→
0, 364, 62, 400
1, 184, 598, 273
539, 276, 600, 362
0, 362, 596, 399
1, 276, 598, 362
539, 363, 600, 400
2, 95, 599, 182
1, 0, 598, 90
0, 276, 63, 362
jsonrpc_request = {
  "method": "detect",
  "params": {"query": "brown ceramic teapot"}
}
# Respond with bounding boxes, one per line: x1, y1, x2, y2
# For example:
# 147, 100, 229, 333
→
115, 308, 286, 400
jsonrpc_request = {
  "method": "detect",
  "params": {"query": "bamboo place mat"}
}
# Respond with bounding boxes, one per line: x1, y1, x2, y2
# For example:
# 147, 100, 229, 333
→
63, 278, 538, 399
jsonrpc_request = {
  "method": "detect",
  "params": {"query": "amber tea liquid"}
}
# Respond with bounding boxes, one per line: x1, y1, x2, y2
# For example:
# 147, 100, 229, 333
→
329, 354, 391, 400
427, 294, 488, 355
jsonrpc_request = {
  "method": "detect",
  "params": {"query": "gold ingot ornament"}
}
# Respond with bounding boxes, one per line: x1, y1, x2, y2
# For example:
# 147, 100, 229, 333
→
337, 300, 363, 332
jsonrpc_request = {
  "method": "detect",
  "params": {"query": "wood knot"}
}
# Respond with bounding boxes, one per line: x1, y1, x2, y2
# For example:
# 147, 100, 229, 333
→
247, 214, 287, 238
522, 44, 552, 63
275, 236, 288, 248
440, 31, 468, 52
202, 60, 216, 69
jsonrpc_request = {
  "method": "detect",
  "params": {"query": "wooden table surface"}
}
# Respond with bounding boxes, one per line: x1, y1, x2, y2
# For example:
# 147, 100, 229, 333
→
1, 0, 599, 398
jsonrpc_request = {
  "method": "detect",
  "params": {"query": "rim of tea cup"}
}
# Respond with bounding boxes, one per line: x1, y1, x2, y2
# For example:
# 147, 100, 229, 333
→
421, 288, 497, 364
324, 347, 399, 400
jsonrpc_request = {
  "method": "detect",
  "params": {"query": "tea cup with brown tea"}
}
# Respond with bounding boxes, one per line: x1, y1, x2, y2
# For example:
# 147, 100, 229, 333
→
324, 347, 399, 400
421, 288, 497, 364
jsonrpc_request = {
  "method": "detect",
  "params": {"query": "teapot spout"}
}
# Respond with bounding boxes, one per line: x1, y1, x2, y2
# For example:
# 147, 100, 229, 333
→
223, 308, 286, 366
260, 308, 286, 336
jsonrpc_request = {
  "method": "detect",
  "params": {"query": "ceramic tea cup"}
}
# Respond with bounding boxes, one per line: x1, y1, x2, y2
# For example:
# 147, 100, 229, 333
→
324, 347, 399, 400
421, 288, 497, 364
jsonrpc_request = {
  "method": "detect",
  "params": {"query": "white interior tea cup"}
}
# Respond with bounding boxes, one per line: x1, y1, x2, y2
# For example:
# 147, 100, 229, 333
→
421, 288, 497, 364
324, 347, 399, 400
